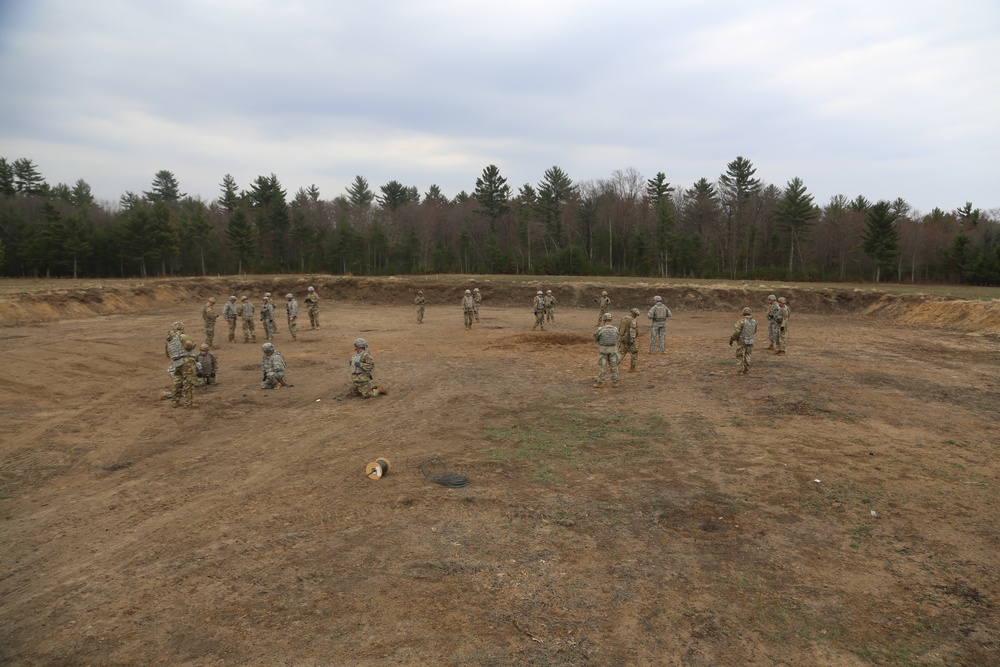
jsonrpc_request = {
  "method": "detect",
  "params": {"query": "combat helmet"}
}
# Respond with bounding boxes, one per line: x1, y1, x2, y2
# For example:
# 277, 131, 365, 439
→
200, 343, 209, 351
742, 307, 752, 316
262, 342, 275, 352
630, 307, 640, 316
602, 312, 613, 321
354, 338, 367, 349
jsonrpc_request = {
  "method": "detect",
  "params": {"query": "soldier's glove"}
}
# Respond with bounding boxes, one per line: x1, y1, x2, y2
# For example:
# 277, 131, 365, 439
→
729, 340, 733, 346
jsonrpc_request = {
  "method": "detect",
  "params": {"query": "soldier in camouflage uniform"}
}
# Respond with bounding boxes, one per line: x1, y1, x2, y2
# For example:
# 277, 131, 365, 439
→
617, 307, 640, 372
647, 295, 672, 354
462, 290, 475, 329
223, 295, 239, 342
165, 321, 198, 407
593, 312, 620, 388
544, 289, 557, 324
775, 297, 790, 355
415, 290, 426, 324
595, 290, 611, 324
195, 343, 218, 386
729, 307, 757, 374
260, 295, 276, 341
285, 293, 299, 340
202, 297, 219, 349
260, 342, 289, 389
304, 286, 320, 329
240, 296, 257, 343
264, 293, 279, 332
349, 338, 385, 398
532, 291, 547, 330
765, 294, 780, 349
473, 288, 482, 322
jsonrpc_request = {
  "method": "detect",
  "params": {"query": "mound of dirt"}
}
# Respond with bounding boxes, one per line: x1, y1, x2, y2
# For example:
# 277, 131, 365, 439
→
2, 275, 999, 336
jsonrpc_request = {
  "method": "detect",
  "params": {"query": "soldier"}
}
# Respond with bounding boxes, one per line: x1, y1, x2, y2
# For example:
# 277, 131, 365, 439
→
544, 289, 557, 324
646, 295, 672, 354
202, 297, 219, 349
260, 342, 289, 389
775, 297, 790, 355
285, 293, 299, 340
349, 338, 386, 398
223, 295, 239, 342
473, 287, 483, 322
240, 296, 257, 343
765, 294, 781, 350
532, 290, 547, 330
304, 286, 320, 329
595, 290, 611, 324
165, 321, 198, 408
264, 293, 279, 333
729, 307, 757, 375
414, 290, 426, 324
593, 313, 620, 388
617, 307, 640, 372
462, 289, 475, 329
260, 295, 276, 341
195, 343, 218, 386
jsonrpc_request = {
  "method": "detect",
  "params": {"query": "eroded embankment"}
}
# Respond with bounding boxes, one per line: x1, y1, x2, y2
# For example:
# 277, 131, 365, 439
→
1, 276, 999, 336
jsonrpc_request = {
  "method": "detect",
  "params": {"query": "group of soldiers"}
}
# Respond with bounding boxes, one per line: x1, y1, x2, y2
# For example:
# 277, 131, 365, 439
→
588, 293, 674, 388
728, 294, 792, 375
213, 286, 322, 346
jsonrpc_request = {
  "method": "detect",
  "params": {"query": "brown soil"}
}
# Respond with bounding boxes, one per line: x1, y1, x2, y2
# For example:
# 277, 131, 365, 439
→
1, 277, 997, 666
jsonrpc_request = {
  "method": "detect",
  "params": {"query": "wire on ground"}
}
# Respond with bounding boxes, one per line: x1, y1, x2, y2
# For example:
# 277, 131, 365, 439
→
420, 457, 469, 488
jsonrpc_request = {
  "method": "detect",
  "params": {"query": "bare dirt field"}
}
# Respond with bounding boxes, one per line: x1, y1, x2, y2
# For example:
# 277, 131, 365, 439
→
1, 277, 998, 666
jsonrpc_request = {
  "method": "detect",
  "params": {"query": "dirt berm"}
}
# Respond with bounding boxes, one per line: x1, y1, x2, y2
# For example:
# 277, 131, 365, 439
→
2, 275, 1000, 335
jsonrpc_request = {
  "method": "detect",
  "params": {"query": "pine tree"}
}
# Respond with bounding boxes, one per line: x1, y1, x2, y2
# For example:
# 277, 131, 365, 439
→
219, 174, 240, 212
226, 206, 257, 274
13, 158, 47, 196
646, 172, 675, 277
144, 170, 184, 202
473, 165, 511, 232
862, 200, 900, 283
774, 177, 818, 275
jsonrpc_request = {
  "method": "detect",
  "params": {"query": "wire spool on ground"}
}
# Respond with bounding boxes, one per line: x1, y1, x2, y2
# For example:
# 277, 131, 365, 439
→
366, 457, 391, 480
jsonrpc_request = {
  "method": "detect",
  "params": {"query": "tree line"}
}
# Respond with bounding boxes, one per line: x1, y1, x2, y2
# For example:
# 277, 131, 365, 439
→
1, 156, 998, 284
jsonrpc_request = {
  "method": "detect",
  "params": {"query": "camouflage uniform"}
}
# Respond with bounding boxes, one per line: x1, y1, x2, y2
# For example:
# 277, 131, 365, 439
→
617, 309, 640, 371
766, 295, 780, 349
165, 324, 197, 407
285, 294, 298, 340
593, 317, 620, 387
202, 299, 218, 348
195, 346, 218, 386
260, 298, 276, 340
350, 340, 379, 398
223, 296, 239, 342
304, 287, 320, 329
264, 293, 279, 333
240, 297, 257, 343
647, 297, 672, 353
776, 298, 790, 354
261, 344, 287, 389
414, 291, 426, 323
596, 292, 611, 324
729, 308, 757, 374
462, 291, 475, 329
532, 292, 547, 330
544, 290, 557, 323
473, 288, 482, 322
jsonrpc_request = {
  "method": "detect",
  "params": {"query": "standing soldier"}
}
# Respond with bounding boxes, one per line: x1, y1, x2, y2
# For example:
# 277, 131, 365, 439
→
462, 289, 475, 329
223, 295, 239, 343
260, 295, 276, 341
264, 292, 278, 332
617, 307, 640, 372
202, 297, 219, 349
775, 297, 790, 355
595, 290, 611, 324
532, 291, 547, 330
240, 296, 257, 343
473, 287, 483, 322
593, 312, 620, 388
195, 343, 218, 386
165, 321, 198, 408
261, 342, 289, 389
729, 307, 757, 375
544, 289, 557, 324
766, 294, 780, 350
415, 290, 426, 324
350, 338, 386, 398
304, 286, 320, 329
285, 293, 299, 340
646, 295, 672, 354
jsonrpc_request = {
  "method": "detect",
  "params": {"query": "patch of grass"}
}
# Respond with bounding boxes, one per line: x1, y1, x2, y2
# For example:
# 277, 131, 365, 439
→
848, 524, 873, 549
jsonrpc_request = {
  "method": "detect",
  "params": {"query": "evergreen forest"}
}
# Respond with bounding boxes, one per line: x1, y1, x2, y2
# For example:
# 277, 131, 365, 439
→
1, 156, 998, 285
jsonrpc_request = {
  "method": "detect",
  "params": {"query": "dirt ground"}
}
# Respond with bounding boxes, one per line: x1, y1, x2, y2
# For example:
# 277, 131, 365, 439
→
0, 277, 998, 666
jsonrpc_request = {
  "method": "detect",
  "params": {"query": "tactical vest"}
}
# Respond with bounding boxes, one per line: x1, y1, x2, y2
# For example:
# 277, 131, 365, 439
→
596, 325, 618, 346
166, 332, 187, 360
650, 303, 669, 321
351, 351, 372, 375
741, 318, 757, 345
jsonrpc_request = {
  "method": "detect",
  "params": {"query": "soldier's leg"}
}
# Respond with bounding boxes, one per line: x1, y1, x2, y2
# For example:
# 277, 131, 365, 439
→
249, 320, 256, 343
630, 347, 638, 370
609, 352, 620, 383
182, 361, 197, 406
242, 319, 250, 342
229, 318, 237, 342
289, 318, 297, 339
597, 353, 607, 383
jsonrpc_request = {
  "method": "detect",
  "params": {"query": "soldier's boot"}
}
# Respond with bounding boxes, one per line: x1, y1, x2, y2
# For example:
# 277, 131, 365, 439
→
187, 403, 200, 408
592, 381, 605, 388
629, 366, 638, 372
611, 381, 620, 388
252, 336, 257, 343
767, 344, 774, 350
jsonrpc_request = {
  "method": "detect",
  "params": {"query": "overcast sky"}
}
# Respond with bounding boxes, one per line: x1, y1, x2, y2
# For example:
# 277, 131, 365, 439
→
1, 0, 997, 215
